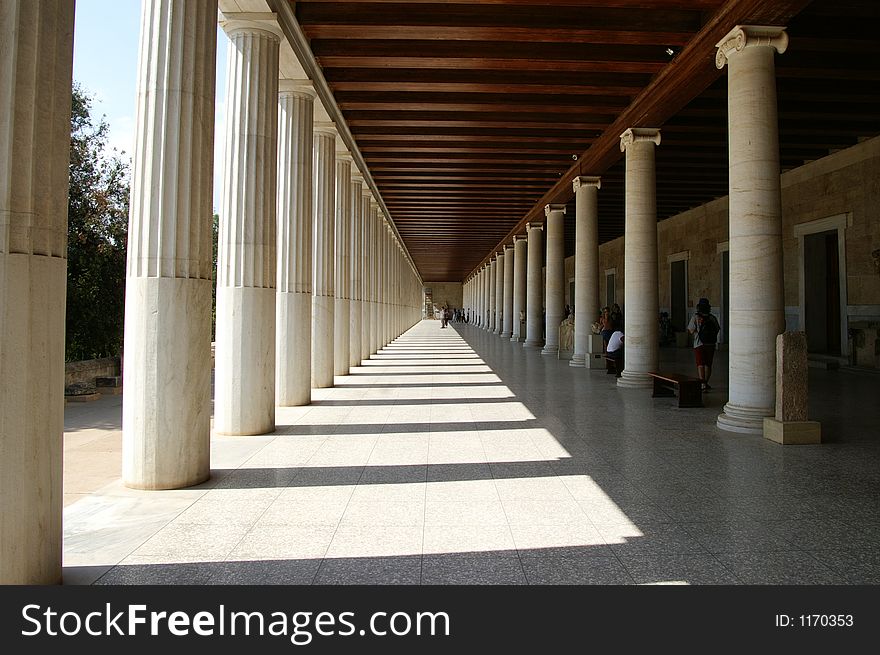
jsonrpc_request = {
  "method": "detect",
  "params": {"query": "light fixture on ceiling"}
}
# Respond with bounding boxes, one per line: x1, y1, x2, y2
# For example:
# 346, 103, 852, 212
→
571, 154, 578, 161
665, 47, 675, 56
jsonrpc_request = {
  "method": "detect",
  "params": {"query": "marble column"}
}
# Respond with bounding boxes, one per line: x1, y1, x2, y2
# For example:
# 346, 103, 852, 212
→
311, 123, 336, 388
494, 250, 505, 335
215, 15, 281, 434
349, 172, 364, 368
511, 235, 528, 342
542, 204, 566, 355
570, 177, 601, 367
368, 200, 379, 354
333, 152, 352, 376
487, 258, 497, 331
716, 26, 789, 434
0, 0, 74, 584
501, 244, 515, 338
524, 222, 545, 348
360, 189, 372, 360
124, 0, 216, 489
617, 128, 661, 389
275, 81, 314, 407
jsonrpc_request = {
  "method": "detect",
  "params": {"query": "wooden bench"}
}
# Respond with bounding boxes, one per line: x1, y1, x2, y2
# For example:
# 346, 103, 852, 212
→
649, 372, 703, 408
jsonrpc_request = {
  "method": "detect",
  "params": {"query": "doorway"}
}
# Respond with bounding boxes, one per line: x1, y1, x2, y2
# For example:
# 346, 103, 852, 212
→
670, 259, 688, 332
803, 230, 841, 354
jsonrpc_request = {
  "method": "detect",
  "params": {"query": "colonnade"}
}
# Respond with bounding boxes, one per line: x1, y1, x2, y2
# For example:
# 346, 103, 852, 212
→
464, 23, 790, 438
0, 0, 422, 583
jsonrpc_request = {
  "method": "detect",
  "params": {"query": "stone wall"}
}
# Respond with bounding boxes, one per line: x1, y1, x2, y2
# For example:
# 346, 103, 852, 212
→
594, 135, 880, 368
424, 281, 463, 310
65, 357, 120, 387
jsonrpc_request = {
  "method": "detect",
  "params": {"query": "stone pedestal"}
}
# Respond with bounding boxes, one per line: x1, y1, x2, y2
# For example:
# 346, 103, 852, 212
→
715, 25, 789, 434
276, 81, 314, 407
763, 332, 821, 444
571, 177, 601, 367
524, 222, 545, 348
542, 204, 566, 355
511, 235, 527, 342
617, 128, 661, 389
585, 334, 607, 370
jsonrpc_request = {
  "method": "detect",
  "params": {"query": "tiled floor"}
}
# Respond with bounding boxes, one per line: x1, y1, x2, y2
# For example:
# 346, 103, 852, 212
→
62, 319, 880, 585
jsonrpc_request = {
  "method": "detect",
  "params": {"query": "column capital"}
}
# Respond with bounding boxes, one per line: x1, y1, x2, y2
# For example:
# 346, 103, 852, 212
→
544, 203, 567, 216
526, 221, 544, 232
336, 149, 354, 163
715, 25, 788, 69
513, 234, 526, 243
351, 170, 364, 184
278, 79, 315, 98
573, 176, 601, 192
369, 198, 380, 210
361, 185, 373, 199
504, 243, 514, 253
219, 12, 284, 41
314, 121, 337, 138
620, 128, 661, 152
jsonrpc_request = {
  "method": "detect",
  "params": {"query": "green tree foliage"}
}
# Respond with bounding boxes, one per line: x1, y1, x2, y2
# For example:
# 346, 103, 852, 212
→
66, 84, 130, 361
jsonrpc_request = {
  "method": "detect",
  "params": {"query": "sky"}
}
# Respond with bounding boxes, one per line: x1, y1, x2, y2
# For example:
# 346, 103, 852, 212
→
73, 0, 229, 211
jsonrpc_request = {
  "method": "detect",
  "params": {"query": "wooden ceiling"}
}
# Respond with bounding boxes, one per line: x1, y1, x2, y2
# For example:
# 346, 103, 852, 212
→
294, 0, 880, 281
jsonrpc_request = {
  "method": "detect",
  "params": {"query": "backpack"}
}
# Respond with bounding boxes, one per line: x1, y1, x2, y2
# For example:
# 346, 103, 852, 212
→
698, 314, 720, 344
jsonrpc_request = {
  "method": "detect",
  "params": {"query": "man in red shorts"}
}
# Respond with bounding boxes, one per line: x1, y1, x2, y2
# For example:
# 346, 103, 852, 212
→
687, 298, 720, 392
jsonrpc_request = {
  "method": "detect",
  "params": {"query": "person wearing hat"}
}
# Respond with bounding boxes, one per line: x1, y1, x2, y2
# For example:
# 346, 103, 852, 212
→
687, 298, 720, 391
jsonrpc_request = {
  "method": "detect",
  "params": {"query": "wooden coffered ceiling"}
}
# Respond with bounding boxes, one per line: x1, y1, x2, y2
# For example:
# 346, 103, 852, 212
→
293, 0, 880, 281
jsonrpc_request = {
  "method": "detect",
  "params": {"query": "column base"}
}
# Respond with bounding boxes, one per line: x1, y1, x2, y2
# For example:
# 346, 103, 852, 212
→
717, 402, 774, 435
616, 371, 652, 388
500, 331, 512, 339
570, 354, 586, 367
510, 335, 524, 343
541, 345, 559, 356
523, 339, 544, 348
763, 418, 822, 445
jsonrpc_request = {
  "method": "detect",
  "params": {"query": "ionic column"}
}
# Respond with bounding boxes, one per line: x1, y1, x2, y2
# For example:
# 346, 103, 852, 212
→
215, 14, 281, 434
0, 0, 74, 583
511, 235, 528, 342
482, 265, 490, 328
570, 177, 601, 367
542, 204, 566, 355
494, 250, 505, 335
368, 200, 379, 354
617, 128, 661, 388
276, 81, 314, 407
716, 26, 789, 434
311, 122, 336, 388
349, 172, 364, 368
333, 151, 352, 376
501, 244, 515, 338
524, 222, 545, 348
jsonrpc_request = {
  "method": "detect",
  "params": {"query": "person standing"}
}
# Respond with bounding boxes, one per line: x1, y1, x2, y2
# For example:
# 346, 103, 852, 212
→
687, 298, 720, 391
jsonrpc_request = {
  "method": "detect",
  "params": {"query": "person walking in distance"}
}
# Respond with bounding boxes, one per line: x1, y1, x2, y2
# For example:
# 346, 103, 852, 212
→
687, 298, 720, 392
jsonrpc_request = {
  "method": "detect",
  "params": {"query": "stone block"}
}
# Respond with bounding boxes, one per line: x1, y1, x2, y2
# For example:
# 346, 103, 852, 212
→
763, 418, 821, 445
776, 332, 809, 422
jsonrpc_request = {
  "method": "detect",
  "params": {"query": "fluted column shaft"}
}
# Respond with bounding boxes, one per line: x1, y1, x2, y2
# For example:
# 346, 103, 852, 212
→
489, 259, 498, 331
349, 174, 364, 367
361, 192, 373, 359
542, 204, 566, 355
311, 124, 336, 388
617, 128, 661, 388
571, 177, 601, 367
0, 0, 74, 583
494, 251, 505, 335
716, 26, 789, 434
511, 235, 527, 342
215, 17, 280, 434
370, 205, 380, 354
524, 223, 544, 348
333, 154, 352, 375
501, 244, 514, 338
276, 82, 314, 406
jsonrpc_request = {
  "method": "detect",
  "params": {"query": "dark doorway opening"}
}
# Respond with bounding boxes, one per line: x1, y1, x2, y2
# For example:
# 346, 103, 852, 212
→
670, 259, 688, 332
804, 230, 841, 354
